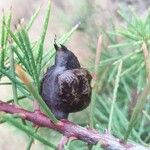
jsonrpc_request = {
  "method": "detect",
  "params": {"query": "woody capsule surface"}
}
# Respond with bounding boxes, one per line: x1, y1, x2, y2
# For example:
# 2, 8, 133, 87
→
40, 43, 92, 119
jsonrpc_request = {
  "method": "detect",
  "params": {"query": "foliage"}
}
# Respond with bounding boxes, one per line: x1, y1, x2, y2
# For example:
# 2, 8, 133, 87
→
90, 8, 150, 147
0, 1, 150, 150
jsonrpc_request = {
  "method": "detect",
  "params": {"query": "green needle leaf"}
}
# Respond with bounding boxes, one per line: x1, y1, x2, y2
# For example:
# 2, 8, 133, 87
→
37, 0, 51, 74
2, 114, 56, 149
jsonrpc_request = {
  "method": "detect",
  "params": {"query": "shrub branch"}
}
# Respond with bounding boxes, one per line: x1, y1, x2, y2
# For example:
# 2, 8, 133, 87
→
0, 100, 148, 150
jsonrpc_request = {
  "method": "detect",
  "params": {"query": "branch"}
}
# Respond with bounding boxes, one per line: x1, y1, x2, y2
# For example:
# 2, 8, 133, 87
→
0, 101, 148, 150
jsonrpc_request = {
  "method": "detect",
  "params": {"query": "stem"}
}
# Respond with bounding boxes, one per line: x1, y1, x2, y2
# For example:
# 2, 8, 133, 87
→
143, 110, 150, 121
9, 45, 18, 104
89, 92, 95, 128
0, 101, 148, 150
0, 82, 12, 85
108, 60, 122, 133
124, 42, 150, 142
26, 127, 39, 150
26, 138, 34, 150
90, 35, 102, 128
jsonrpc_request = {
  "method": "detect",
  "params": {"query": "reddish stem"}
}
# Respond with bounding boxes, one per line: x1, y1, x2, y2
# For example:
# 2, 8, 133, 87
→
0, 101, 148, 150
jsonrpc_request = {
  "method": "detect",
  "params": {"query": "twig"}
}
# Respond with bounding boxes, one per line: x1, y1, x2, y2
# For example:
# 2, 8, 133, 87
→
0, 101, 148, 150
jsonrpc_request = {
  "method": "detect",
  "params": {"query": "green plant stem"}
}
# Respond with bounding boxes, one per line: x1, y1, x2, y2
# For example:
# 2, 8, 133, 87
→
26, 127, 39, 150
0, 68, 29, 97
7, 96, 26, 103
26, 138, 34, 150
124, 78, 150, 142
0, 82, 11, 85
89, 35, 103, 128
139, 103, 149, 135
108, 60, 122, 133
20, 28, 39, 88
11, 45, 32, 76
2, 114, 56, 149
143, 110, 150, 121
4, 8, 12, 47
124, 43, 150, 142
37, 0, 51, 75
89, 91, 96, 128
26, 6, 41, 31
0, 10, 6, 69
9, 45, 18, 104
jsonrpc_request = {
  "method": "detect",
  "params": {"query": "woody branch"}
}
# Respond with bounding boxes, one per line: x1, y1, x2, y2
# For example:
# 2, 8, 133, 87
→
0, 100, 148, 150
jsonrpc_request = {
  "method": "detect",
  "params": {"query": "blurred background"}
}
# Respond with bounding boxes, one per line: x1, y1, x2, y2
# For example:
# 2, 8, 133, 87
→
0, 0, 150, 149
